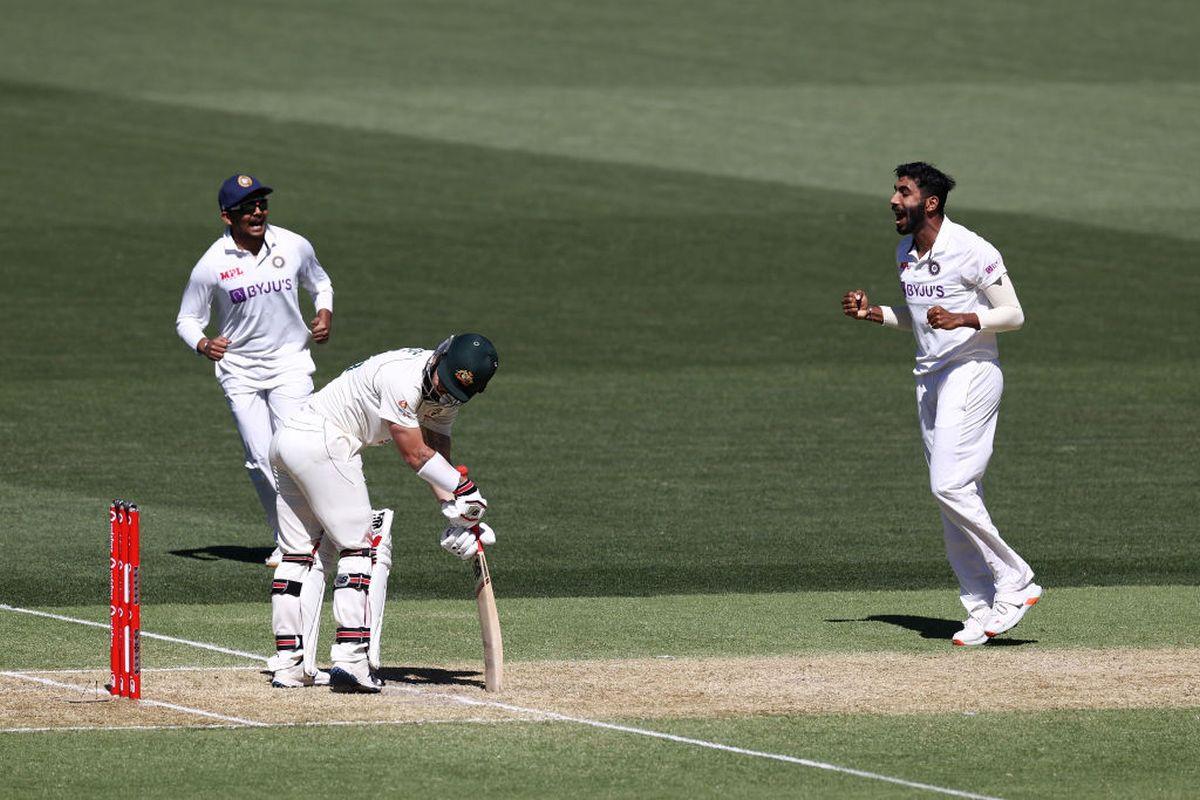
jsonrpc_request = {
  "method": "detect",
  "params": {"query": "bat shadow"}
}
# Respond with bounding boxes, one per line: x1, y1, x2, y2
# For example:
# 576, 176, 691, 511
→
825, 614, 1036, 646
377, 666, 485, 689
169, 545, 275, 564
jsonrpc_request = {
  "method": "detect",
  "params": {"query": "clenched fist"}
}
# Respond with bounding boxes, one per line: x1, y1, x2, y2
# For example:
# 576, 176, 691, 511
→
197, 336, 231, 361
842, 289, 870, 320
927, 306, 977, 331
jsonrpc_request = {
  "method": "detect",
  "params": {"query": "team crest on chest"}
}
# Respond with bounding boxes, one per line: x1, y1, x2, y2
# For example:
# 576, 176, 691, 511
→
927, 260, 941, 275
272, 255, 286, 269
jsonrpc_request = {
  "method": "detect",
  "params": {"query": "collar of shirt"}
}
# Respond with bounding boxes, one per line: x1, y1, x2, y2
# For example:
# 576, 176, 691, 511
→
222, 225, 277, 264
908, 216, 958, 265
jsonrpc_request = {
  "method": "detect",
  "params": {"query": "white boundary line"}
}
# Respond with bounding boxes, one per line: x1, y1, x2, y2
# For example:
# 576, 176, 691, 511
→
0, 604, 264, 662
1, 672, 267, 727
1, 603, 1004, 800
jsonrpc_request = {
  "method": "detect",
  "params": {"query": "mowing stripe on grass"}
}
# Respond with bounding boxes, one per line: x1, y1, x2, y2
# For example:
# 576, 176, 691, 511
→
1, 605, 1004, 799
0, 604, 265, 662
0, 672, 268, 727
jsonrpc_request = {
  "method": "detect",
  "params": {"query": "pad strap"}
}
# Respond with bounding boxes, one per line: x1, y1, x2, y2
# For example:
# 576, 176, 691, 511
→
334, 573, 371, 592
275, 634, 303, 651
271, 579, 303, 597
335, 627, 371, 644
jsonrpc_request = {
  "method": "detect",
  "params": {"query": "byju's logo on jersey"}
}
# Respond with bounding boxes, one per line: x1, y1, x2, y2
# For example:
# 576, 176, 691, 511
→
900, 281, 945, 299
228, 278, 294, 304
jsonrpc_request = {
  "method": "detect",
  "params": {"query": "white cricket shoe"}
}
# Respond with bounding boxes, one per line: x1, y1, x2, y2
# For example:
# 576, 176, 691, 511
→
270, 665, 331, 689
330, 661, 383, 694
985, 583, 1044, 638
265, 546, 283, 568
952, 614, 989, 647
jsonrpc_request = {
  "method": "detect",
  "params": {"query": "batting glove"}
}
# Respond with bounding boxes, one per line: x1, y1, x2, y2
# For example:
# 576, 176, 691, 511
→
440, 523, 495, 560
440, 476, 487, 526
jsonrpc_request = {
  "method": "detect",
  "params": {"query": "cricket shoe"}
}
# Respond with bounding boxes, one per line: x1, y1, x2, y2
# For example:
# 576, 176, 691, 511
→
265, 546, 283, 568
329, 661, 384, 694
270, 665, 331, 689
984, 583, 1044, 638
952, 614, 989, 647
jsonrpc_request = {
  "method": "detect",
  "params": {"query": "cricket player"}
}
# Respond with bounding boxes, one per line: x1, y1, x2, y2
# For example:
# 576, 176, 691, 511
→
175, 174, 334, 566
267, 333, 500, 693
841, 162, 1041, 646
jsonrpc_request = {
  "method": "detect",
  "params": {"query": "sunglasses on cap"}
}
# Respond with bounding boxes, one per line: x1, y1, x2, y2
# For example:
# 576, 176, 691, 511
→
225, 197, 269, 216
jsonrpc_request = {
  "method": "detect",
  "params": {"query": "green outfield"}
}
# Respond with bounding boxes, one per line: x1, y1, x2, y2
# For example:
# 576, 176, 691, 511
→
1, 1, 1197, 798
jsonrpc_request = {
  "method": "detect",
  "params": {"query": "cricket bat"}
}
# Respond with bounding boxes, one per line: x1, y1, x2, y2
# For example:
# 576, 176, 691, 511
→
457, 465, 504, 692
473, 539, 504, 692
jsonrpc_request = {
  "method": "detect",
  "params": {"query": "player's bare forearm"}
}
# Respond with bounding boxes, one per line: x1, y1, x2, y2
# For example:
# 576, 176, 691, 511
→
419, 427, 455, 502
422, 428, 452, 460
390, 423, 436, 471
927, 306, 980, 330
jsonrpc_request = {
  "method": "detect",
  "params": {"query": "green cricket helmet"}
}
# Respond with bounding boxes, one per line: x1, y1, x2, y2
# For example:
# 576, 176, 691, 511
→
433, 333, 499, 403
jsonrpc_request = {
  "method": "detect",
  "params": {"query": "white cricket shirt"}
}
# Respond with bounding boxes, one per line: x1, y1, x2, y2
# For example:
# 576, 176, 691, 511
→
895, 217, 1008, 376
308, 348, 459, 450
175, 225, 333, 390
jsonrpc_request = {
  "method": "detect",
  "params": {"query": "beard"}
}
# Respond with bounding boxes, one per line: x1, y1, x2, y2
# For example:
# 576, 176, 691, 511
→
894, 205, 922, 236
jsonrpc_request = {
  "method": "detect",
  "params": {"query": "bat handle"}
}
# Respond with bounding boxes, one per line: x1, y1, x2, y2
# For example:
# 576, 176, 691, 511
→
456, 465, 485, 552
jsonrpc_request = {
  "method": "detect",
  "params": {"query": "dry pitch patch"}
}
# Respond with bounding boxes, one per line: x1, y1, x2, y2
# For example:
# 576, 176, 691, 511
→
3, 647, 1198, 731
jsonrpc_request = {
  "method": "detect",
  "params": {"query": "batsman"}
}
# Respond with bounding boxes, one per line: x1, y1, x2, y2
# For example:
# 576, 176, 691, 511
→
266, 333, 499, 692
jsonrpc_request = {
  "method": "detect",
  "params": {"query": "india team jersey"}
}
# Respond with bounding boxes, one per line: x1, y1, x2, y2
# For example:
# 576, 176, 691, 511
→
176, 225, 333, 389
308, 348, 459, 450
895, 217, 1008, 376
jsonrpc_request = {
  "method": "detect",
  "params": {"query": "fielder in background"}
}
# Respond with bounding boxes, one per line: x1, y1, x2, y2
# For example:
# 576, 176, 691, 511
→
268, 334, 499, 693
841, 162, 1042, 646
175, 174, 335, 567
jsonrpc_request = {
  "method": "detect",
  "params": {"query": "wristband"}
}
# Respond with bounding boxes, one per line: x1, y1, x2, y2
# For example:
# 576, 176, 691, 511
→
417, 452, 461, 494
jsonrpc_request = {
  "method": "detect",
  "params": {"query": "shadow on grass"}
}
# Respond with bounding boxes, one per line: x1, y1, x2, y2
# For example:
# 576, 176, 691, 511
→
825, 614, 1036, 646
169, 545, 274, 564
377, 666, 484, 689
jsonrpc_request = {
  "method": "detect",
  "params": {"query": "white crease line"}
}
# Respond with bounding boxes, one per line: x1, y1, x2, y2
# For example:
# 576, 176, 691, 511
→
0, 605, 265, 663
3, 603, 1004, 799
389, 685, 1006, 800
0, 717, 524, 734
1, 723, 243, 734
0, 672, 268, 728
5, 666, 263, 676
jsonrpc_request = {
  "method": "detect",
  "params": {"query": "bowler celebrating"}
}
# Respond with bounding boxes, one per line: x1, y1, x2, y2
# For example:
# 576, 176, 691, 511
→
841, 162, 1041, 646
176, 175, 334, 565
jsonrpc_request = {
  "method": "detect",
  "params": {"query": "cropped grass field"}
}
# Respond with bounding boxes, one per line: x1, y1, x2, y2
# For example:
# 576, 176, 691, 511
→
1, 1, 1198, 798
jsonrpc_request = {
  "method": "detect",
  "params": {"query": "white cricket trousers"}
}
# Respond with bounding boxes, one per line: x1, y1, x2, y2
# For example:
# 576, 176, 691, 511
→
916, 359, 1034, 618
268, 411, 373, 670
223, 375, 314, 541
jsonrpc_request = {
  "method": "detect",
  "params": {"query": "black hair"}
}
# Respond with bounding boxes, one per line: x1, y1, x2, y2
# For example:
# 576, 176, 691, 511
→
895, 162, 956, 215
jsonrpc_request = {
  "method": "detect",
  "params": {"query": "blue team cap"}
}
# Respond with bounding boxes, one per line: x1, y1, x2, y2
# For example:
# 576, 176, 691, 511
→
218, 174, 273, 210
